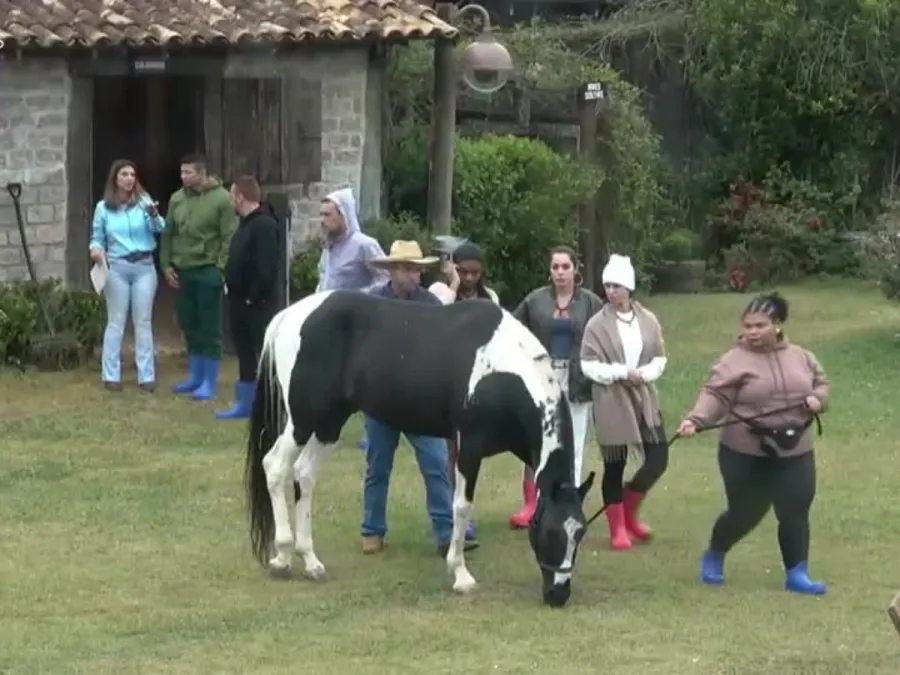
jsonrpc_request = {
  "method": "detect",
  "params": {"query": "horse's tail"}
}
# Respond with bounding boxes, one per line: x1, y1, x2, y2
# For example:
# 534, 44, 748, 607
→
245, 311, 288, 567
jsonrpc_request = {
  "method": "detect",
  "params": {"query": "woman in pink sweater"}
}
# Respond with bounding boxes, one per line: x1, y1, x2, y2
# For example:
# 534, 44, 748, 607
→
678, 292, 829, 596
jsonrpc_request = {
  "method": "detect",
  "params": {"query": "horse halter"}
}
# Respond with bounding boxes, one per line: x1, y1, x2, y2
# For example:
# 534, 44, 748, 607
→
529, 488, 581, 575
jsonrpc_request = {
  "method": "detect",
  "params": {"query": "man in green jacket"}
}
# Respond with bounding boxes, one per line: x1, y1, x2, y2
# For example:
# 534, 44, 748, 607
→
160, 154, 237, 400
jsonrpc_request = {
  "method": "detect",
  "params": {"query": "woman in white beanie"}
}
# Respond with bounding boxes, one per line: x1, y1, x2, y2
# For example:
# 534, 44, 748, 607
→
579, 254, 670, 550
508, 245, 605, 529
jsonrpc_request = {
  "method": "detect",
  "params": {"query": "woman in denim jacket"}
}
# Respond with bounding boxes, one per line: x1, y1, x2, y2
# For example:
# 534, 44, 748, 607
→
89, 159, 166, 391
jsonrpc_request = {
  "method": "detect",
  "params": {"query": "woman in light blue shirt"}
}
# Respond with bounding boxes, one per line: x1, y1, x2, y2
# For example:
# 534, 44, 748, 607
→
89, 159, 166, 391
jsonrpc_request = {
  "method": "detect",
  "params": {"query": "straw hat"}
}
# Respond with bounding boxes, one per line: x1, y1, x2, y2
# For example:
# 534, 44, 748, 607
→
371, 240, 439, 267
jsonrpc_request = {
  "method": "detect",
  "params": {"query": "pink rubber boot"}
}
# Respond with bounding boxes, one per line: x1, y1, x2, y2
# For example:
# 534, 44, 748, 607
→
623, 487, 653, 542
605, 503, 633, 550
509, 479, 537, 530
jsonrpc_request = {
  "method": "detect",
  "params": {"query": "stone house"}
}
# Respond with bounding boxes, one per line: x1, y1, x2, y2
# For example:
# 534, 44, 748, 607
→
0, 0, 455, 287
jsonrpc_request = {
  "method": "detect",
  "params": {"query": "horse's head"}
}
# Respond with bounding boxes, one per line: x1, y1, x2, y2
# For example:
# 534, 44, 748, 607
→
529, 471, 595, 607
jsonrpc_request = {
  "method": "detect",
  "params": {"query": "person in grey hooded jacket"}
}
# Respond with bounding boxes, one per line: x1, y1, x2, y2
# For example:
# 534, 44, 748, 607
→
315, 188, 388, 451
316, 188, 388, 293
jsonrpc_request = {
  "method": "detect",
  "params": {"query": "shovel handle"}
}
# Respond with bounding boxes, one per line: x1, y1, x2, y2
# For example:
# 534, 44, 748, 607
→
6, 183, 22, 200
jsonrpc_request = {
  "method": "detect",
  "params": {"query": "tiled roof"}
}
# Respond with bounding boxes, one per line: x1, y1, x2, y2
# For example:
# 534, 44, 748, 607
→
0, 0, 458, 48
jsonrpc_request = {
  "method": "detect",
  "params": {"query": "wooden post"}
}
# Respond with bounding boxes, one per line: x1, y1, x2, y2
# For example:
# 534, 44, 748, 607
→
578, 82, 613, 291
577, 83, 599, 291
888, 592, 900, 637
427, 3, 458, 236
594, 101, 614, 282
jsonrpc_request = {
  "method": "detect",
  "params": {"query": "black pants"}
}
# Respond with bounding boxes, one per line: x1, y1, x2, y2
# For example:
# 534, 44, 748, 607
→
601, 441, 669, 504
709, 444, 816, 569
229, 297, 276, 382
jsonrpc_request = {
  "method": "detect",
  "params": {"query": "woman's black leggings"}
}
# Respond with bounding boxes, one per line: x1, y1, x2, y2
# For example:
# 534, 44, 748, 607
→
601, 441, 670, 504
709, 444, 816, 569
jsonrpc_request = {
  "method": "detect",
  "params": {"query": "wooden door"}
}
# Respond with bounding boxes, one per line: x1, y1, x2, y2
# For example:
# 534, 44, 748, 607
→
203, 76, 322, 185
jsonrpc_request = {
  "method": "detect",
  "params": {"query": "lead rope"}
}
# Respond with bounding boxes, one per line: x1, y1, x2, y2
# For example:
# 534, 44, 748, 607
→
583, 401, 818, 527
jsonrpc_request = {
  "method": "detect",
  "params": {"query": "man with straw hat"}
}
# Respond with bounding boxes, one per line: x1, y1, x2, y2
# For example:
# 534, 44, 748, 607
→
359, 240, 479, 555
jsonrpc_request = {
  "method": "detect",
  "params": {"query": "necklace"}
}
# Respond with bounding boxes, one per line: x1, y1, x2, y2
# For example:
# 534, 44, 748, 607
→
616, 309, 635, 325
555, 295, 573, 317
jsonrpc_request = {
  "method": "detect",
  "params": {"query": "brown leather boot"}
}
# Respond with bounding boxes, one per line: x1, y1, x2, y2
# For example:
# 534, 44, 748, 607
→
361, 536, 384, 554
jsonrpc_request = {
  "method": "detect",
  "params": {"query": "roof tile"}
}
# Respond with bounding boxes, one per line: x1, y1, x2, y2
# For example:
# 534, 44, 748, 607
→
0, 0, 458, 48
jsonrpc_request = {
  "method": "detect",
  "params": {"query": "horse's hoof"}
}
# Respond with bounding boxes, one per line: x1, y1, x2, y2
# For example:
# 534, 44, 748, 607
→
452, 578, 478, 595
303, 565, 327, 581
267, 565, 293, 580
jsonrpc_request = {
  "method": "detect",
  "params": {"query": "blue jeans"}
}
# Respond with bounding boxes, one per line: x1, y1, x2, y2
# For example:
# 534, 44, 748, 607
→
362, 415, 454, 545
102, 258, 158, 384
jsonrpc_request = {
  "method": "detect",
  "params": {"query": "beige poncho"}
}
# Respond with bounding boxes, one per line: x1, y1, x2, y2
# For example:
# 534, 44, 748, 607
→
580, 302, 667, 460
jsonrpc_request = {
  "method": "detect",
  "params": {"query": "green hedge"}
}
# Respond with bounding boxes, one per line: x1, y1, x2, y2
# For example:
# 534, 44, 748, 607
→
0, 279, 105, 370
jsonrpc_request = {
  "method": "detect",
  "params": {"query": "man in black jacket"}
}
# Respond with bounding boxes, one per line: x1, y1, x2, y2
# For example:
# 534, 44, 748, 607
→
216, 175, 281, 420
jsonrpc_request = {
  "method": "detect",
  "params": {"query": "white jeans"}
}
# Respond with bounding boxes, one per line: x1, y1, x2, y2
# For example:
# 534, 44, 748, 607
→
553, 360, 591, 484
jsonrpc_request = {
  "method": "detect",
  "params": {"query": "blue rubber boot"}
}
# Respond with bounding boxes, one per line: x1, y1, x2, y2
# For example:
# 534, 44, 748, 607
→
785, 562, 827, 596
191, 358, 220, 401
700, 549, 725, 585
215, 380, 254, 419
465, 520, 477, 542
357, 436, 368, 451
172, 354, 205, 394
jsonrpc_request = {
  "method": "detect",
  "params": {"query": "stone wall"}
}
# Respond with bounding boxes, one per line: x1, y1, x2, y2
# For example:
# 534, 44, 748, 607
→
224, 48, 384, 251
0, 59, 70, 282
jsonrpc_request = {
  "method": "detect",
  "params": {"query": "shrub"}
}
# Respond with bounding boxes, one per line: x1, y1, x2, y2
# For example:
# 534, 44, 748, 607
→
387, 133, 597, 305
364, 213, 432, 254
452, 135, 597, 304
705, 178, 863, 289
0, 279, 105, 369
862, 196, 900, 302
289, 239, 323, 299
659, 228, 700, 262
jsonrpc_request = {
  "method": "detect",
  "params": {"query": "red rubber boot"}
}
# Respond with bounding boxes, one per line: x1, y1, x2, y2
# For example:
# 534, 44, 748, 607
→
605, 503, 633, 550
509, 478, 537, 529
623, 487, 652, 542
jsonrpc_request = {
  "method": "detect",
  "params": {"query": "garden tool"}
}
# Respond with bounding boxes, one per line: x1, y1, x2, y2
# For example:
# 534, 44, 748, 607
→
432, 235, 469, 280
6, 182, 82, 370
433, 235, 469, 259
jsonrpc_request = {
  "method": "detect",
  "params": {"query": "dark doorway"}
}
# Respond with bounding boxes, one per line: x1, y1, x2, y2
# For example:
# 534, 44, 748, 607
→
91, 75, 205, 346
92, 76, 205, 219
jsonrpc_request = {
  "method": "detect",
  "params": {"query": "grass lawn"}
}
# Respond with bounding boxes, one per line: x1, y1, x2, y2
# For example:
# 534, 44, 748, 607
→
2, 280, 900, 674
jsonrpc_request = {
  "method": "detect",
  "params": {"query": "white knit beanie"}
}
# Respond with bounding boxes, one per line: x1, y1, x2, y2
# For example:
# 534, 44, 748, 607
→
601, 254, 636, 291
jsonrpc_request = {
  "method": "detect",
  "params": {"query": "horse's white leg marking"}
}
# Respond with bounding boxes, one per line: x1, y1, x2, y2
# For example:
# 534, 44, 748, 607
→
570, 401, 591, 484
447, 465, 477, 594
293, 435, 334, 580
262, 423, 301, 573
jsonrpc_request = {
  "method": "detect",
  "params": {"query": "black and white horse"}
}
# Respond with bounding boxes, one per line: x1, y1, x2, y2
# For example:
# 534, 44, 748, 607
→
243, 290, 596, 606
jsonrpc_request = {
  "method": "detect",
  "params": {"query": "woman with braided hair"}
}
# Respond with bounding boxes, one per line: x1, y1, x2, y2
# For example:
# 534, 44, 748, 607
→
678, 292, 829, 595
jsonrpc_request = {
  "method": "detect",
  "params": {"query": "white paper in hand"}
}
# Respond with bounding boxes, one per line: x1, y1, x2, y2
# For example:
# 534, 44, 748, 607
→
90, 255, 109, 295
